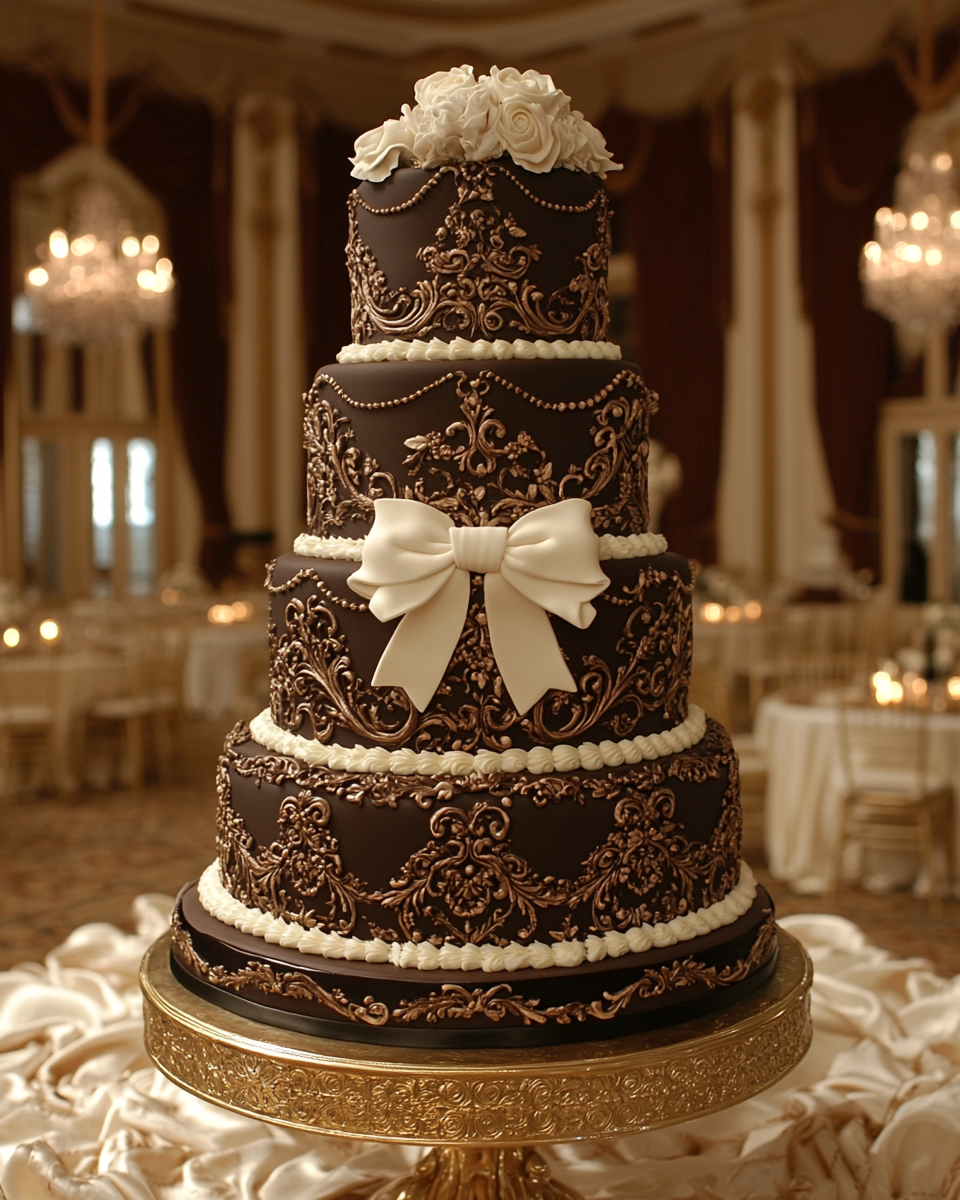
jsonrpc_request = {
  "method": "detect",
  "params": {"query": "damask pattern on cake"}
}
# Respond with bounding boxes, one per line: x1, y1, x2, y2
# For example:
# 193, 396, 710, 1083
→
214, 719, 741, 947
304, 370, 655, 538
347, 161, 611, 345
265, 558, 692, 753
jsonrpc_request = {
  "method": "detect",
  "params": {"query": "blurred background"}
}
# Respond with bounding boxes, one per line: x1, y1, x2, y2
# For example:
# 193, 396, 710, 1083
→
2, 0, 960, 969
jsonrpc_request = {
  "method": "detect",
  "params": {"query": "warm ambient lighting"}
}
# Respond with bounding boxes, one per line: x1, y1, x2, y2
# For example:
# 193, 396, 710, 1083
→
207, 601, 254, 626
24, 183, 176, 345
947, 676, 960, 700
725, 605, 742, 623
39, 619, 60, 642
2, 627, 20, 648
160, 588, 181, 606
701, 602, 724, 623
861, 148, 960, 337
744, 600, 763, 620
872, 670, 905, 706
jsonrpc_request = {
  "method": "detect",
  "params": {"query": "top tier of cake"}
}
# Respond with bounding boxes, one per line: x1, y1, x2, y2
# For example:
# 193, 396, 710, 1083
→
347, 160, 612, 346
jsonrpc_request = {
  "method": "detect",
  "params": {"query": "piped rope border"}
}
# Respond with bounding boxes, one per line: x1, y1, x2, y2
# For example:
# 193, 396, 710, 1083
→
337, 337, 622, 363
197, 859, 757, 973
292, 531, 668, 563
248, 704, 705, 778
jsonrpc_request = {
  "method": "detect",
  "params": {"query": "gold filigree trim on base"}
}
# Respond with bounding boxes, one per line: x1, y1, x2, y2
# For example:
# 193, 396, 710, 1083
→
142, 927, 813, 1142
171, 909, 776, 1027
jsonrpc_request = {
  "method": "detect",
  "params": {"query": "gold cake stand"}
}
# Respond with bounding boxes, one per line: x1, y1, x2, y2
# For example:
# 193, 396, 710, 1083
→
141, 929, 812, 1200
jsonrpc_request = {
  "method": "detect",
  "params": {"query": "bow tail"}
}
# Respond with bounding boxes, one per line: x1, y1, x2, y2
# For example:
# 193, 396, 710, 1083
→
370, 570, 470, 712
484, 572, 576, 715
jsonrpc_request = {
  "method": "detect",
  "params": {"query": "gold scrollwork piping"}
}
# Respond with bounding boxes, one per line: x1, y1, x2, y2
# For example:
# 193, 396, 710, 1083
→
172, 907, 776, 1028
305, 372, 652, 539
171, 911, 390, 1026
215, 719, 741, 946
267, 558, 688, 755
348, 161, 611, 344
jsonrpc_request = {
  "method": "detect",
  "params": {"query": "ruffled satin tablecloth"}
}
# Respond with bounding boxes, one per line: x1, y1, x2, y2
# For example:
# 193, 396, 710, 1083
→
2, 899, 959, 1200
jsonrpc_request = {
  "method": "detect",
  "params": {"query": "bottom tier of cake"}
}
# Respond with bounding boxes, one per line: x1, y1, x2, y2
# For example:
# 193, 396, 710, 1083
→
170, 884, 777, 1048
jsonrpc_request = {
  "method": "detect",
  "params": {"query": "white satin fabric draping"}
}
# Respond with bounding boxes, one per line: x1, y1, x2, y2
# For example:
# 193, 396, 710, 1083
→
3, 903, 960, 1200
347, 498, 608, 714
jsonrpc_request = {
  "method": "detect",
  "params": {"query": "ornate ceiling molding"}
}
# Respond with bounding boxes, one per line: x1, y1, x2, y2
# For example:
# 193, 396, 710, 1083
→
2, 0, 960, 129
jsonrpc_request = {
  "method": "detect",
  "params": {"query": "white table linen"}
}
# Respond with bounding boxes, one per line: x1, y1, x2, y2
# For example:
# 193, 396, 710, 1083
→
757, 694, 960, 894
183, 624, 267, 719
2, 900, 960, 1199
0, 653, 134, 791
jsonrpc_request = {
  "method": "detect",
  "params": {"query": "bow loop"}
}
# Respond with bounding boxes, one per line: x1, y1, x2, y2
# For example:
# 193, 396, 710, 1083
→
348, 498, 608, 714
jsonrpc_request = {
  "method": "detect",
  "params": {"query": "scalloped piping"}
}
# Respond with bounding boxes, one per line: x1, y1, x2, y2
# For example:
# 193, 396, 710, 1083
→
336, 337, 622, 364
197, 859, 756, 973
248, 704, 706, 777
292, 531, 668, 563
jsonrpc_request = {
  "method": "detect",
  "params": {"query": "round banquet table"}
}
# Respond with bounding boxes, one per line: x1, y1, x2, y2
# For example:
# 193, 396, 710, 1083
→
756, 692, 960, 895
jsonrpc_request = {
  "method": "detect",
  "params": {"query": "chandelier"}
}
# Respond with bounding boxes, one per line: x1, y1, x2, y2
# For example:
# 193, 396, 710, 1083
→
860, 0, 960, 341
860, 142, 960, 340
22, 0, 176, 346
25, 177, 175, 345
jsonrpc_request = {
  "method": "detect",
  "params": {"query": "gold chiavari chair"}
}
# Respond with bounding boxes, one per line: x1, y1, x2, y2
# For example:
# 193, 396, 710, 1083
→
831, 703, 955, 915
0, 658, 59, 798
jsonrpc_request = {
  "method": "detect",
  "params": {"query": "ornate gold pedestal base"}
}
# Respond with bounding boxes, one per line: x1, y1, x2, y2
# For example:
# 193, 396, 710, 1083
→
369, 1148, 578, 1200
141, 929, 812, 1200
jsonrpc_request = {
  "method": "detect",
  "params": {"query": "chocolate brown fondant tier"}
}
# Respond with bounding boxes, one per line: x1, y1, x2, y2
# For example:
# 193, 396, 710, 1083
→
267, 550, 692, 751
172, 886, 777, 1048
347, 160, 611, 345
306, 359, 655, 539
214, 718, 739, 952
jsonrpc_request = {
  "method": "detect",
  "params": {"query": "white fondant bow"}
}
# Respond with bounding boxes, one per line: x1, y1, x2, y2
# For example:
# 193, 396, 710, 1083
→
347, 498, 609, 715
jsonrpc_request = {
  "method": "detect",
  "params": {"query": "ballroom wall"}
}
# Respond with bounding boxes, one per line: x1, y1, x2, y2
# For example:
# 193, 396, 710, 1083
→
2, 0, 959, 593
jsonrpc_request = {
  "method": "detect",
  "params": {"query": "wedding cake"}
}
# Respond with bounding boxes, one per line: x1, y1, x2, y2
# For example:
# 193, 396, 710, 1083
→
171, 67, 777, 1047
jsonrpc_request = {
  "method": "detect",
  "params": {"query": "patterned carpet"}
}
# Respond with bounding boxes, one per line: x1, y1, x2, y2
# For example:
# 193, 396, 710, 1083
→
2, 727, 959, 977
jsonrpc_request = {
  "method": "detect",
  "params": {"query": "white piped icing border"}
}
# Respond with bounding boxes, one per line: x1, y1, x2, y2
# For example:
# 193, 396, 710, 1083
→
248, 704, 706, 777
292, 531, 668, 563
336, 337, 622, 364
197, 860, 757, 973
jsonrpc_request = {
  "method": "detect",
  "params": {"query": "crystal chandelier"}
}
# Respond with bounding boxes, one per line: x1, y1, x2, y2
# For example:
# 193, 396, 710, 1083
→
22, 0, 176, 346
860, 142, 960, 341
25, 178, 175, 345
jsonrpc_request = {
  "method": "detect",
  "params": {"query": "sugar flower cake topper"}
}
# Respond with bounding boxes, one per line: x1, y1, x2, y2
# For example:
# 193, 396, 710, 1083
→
350, 65, 623, 183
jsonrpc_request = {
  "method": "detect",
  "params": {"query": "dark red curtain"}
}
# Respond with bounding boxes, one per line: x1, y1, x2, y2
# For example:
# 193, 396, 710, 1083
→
111, 92, 233, 584
302, 122, 358, 376
0, 66, 73, 451
797, 63, 915, 577
0, 63, 232, 584
601, 104, 731, 564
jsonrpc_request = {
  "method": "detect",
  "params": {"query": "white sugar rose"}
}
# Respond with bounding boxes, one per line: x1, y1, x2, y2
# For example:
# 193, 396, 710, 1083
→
496, 96, 563, 173
567, 110, 621, 177
349, 114, 416, 182
486, 66, 570, 121
411, 65, 501, 166
414, 64, 476, 110
349, 64, 622, 180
